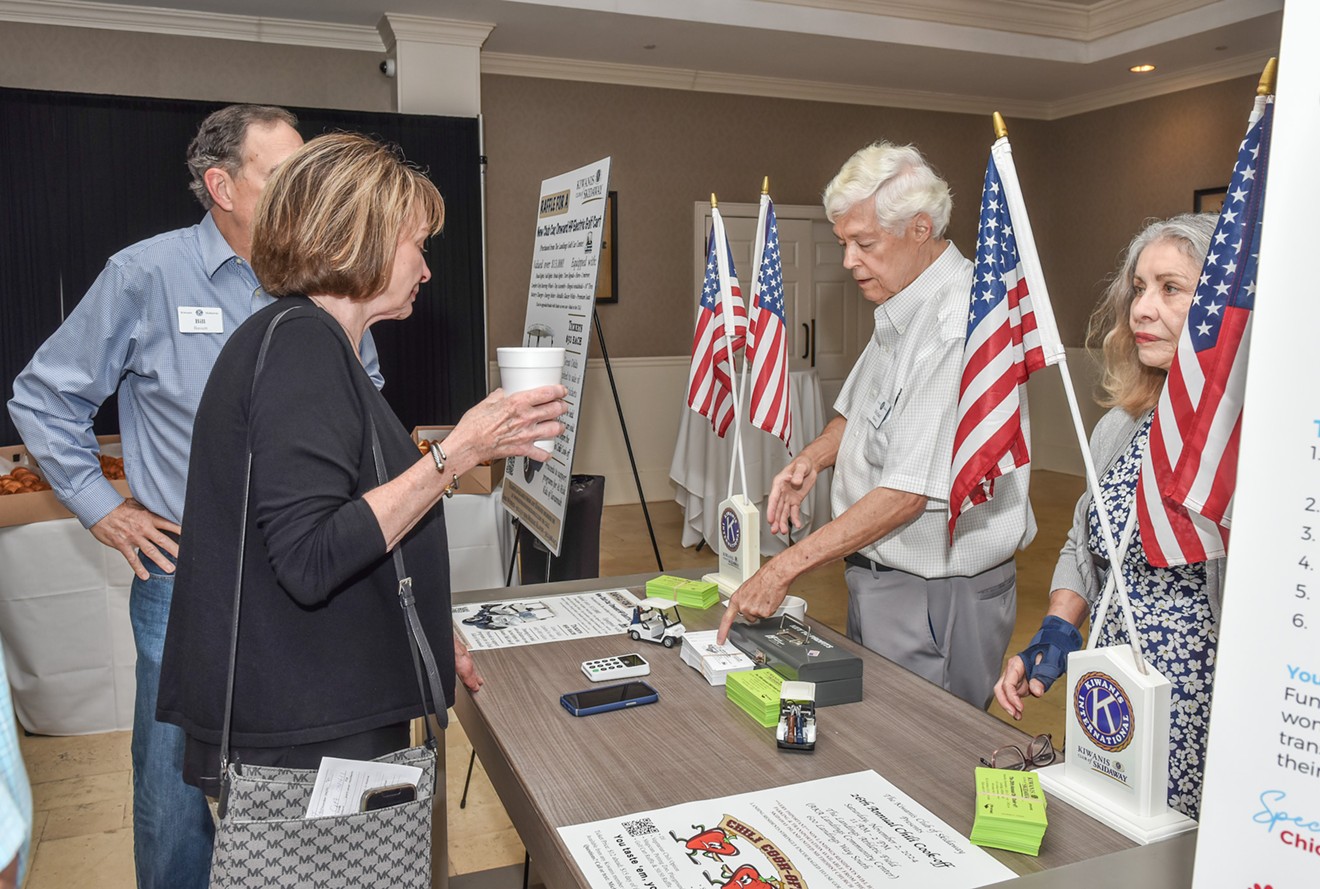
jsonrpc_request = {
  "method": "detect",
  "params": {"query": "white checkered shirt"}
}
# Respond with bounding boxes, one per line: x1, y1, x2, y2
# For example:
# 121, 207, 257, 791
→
831, 243, 1036, 577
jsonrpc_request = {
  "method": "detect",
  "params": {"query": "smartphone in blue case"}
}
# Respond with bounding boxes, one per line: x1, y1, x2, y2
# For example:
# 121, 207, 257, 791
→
559, 680, 659, 716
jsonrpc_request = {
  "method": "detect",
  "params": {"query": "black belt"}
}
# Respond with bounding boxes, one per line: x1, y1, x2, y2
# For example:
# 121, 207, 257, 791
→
844, 553, 892, 572
844, 553, 1016, 577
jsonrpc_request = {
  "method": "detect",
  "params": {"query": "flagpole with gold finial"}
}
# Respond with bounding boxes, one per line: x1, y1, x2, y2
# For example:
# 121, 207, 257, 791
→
993, 109, 1149, 669
1259, 56, 1277, 95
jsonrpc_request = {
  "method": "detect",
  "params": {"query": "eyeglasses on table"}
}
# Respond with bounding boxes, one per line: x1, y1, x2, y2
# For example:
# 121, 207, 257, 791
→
979, 733, 1055, 771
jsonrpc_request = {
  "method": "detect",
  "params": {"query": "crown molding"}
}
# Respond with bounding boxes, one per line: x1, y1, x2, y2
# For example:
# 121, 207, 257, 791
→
0, 0, 383, 51
377, 13, 494, 49
483, 48, 1271, 121
1043, 49, 1273, 118
481, 52, 1046, 119
759, 0, 1228, 41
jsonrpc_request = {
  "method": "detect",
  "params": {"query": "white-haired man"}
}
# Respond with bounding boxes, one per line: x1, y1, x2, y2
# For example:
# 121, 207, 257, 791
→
718, 142, 1035, 709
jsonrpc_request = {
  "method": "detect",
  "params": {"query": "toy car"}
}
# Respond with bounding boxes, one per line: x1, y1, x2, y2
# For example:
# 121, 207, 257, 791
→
627, 597, 686, 648
776, 680, 817, 752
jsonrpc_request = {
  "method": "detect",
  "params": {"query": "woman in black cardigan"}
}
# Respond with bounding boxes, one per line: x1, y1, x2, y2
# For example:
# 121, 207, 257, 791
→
157, 133, 566, 792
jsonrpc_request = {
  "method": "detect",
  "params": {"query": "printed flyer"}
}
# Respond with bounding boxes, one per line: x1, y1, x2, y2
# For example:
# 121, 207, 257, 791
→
452, 588, 640, 651
559, 771, 1014, 888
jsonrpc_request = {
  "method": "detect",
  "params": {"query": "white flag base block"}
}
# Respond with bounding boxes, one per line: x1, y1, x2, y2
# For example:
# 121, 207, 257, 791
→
1037, 645, 1197, 845
1037, 762, 1195, 844
702, 495, 760, 597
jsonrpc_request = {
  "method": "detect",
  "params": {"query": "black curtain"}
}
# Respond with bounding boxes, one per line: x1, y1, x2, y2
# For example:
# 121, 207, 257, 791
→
0, 88, 485, 444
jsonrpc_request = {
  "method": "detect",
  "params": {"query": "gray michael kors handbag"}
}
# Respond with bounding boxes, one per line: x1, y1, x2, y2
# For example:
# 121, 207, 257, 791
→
209, 305, 447, 888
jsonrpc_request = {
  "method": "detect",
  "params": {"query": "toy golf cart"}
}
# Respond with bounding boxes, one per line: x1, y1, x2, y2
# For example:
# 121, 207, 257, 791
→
627, 597, 686, 648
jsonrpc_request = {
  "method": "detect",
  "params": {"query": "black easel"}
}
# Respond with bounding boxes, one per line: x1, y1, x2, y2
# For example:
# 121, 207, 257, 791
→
592, 307, 664, 573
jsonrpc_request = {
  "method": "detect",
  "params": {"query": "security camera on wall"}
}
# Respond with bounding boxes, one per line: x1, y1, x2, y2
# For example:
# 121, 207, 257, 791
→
380, 59, 396, 78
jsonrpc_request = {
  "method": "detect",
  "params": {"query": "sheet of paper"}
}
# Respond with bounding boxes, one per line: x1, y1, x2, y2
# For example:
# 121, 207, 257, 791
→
452, 588, 642, 651
304, 757, 423, 819
559, 770, 1015, 888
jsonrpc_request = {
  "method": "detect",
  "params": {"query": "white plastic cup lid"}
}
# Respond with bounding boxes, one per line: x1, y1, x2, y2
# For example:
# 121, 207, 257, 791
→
497, 347, 565, 368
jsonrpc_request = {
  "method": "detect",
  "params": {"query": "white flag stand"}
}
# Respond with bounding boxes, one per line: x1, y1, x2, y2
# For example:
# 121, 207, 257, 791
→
703, 193, 763, 596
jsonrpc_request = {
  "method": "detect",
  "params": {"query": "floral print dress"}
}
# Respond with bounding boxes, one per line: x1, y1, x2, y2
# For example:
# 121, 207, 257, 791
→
1086, 413, 1218, 819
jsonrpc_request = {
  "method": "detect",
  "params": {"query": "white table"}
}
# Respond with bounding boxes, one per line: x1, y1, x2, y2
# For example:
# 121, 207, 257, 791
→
0, 491, 512, 736
669, 369, 831, 556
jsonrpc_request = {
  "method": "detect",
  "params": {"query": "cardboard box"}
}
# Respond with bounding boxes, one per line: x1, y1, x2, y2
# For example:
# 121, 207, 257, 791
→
410, 426, 505, 495
0, 436, 132, 528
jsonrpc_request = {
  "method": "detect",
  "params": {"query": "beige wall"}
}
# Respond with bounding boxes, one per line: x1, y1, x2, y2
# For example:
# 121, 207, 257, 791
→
1029, 74, 1257, 345
481, 74, 994, 359
482, 72, 1258, 358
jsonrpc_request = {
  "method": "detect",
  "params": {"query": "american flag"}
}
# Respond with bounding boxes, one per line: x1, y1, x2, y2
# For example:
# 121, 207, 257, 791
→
949, 136, 1064, 538
687, 207, 747, 437
1138, 95, 1272, 567
746, 196, 792, 449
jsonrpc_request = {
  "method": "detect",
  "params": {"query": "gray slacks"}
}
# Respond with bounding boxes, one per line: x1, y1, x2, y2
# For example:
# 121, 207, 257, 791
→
844, 560, 1016, 709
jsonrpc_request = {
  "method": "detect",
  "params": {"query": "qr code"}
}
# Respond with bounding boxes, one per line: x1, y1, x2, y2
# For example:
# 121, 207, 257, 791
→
622, 817, 658, 837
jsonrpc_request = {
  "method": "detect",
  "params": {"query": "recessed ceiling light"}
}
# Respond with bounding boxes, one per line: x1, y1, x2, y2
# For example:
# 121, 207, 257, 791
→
1129, 64, 1157, 73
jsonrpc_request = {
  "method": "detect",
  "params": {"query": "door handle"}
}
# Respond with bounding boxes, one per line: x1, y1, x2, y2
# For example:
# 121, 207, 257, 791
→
801, 323, 809, 359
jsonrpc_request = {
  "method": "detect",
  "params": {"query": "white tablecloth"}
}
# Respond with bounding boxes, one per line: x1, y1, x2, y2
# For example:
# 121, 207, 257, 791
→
0, 491, 512, 736
670, 370, 831, 556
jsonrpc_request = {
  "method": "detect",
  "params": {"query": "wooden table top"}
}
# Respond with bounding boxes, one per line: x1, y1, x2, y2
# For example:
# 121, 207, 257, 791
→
452, 573, 1139, 889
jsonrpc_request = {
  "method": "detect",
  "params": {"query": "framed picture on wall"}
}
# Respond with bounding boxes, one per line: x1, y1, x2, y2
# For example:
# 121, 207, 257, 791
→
1194, 186, 1229, 215
594, 191, 618, 304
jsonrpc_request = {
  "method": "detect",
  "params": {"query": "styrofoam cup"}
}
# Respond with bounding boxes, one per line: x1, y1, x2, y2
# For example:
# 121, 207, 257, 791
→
497, 347, 565, 451
773, 595, 808, 621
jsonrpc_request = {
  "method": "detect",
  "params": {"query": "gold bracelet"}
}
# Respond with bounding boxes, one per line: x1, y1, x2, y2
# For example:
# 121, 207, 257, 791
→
430, 443, 459, 498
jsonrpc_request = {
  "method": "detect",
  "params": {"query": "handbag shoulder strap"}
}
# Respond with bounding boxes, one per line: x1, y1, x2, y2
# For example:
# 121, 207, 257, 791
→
219, 304, 302, 782
367, 421, 449, 740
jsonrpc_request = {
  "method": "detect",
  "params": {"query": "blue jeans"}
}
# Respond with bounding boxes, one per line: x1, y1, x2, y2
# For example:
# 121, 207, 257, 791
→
130, 569, 214, 889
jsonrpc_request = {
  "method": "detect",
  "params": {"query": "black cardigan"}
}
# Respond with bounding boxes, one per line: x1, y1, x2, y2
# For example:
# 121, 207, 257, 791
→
157, 297, 455, 748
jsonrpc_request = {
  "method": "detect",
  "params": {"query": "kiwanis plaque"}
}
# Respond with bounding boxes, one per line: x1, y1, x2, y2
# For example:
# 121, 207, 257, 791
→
703, 494, 760, 597
1037, 645, 1196, 843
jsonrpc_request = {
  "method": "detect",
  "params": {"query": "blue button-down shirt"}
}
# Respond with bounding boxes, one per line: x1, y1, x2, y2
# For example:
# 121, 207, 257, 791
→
8, 213, 383, 528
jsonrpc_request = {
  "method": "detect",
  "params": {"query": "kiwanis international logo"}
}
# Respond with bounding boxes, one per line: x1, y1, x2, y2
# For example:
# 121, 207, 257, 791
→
1074, 671, 1134, 752
720, 507, 741, 553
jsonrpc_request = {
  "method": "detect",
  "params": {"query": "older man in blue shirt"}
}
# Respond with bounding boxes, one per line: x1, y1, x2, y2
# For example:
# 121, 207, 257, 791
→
8, 104, 381, 889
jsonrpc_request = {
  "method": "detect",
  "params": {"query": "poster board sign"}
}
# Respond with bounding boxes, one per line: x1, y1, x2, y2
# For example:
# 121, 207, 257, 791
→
503, 157, 612, 556
1192, 10, 1320, 886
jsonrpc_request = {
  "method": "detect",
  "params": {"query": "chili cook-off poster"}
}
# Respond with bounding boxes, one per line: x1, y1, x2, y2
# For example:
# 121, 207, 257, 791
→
559, 771, 1014, 889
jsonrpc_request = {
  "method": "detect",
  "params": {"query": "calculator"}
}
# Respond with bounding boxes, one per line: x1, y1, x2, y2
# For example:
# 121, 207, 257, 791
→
581, 653, 651, 682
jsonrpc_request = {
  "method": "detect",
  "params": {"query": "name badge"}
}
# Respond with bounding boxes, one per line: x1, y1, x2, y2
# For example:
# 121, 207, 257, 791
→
178, 307, 224, 334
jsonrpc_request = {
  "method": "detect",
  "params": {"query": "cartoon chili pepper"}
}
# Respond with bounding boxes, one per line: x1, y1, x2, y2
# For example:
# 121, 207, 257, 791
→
671, 825, 738, 863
